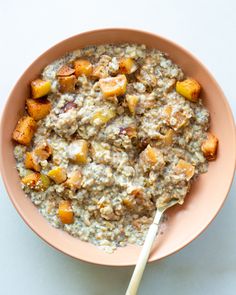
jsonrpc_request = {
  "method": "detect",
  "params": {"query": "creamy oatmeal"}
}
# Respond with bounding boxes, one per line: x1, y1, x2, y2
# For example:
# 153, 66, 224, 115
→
12, 43, 218, 253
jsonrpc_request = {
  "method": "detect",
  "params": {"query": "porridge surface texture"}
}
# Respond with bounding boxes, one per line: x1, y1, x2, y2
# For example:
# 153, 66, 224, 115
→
14, 44, 210, 253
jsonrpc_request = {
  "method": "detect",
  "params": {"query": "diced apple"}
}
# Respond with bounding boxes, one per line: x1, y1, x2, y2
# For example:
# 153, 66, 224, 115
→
201, 133, 218, 160
26, 98, 51, 121
57, 65, 75, 77
99, 75, 127, 98
119, 58, 136, 74
141, 145, 158, 165
24, 152, 41, 172
91, 110, 116, 126
64, 171, 82, 190
175, 159, 195, 181
12, 116, 37, 145
58, 200, 74, 224
74, 59, 93, 77
48, 167, 67, 184
92, 65, 109, 79
68, 140, 88, 164
58, 75, 76, 93
31, 79, 51, 99
176, 78, 201, 102
34, 141, 52, 161
21, 172, 50, 191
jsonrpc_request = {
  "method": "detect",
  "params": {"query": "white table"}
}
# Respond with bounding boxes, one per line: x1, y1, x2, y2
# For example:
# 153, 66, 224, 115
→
1, 0, 235, 294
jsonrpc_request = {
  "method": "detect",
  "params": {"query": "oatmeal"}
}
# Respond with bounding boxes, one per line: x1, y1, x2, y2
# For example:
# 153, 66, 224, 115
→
12, 43, 218, 253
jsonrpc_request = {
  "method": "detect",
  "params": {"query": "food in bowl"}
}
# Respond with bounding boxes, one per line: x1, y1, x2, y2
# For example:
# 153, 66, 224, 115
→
12, 43, 218, 253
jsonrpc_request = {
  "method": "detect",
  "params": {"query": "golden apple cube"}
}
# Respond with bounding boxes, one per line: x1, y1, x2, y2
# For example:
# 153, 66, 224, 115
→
31, 79, 51, 99
12, 116, 37, 145
74, 59, 93, 77
21, 172, 50, 191
58, 200, 74, 224
99, 75, 127, 98
201, 133, 218, 160
26, 98, 51, 121
48, 167, 67, 184
64, 171, 82, 190
176, 78, 201, 102
119, 58, 136, 74
24, 152, 41, 172
68, 140, 88, 164
175, 159, 195, 180
58, 75, 76, 93
91, 110, 116, 125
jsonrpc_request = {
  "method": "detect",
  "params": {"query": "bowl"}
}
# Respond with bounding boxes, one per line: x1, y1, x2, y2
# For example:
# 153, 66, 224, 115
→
0, 28, 235, 266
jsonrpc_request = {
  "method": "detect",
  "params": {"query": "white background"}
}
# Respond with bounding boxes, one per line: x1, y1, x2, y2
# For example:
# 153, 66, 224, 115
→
0, 0, 236, 294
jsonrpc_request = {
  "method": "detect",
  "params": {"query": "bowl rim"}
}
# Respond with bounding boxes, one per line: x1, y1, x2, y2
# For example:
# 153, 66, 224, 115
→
0, 27, 235, 266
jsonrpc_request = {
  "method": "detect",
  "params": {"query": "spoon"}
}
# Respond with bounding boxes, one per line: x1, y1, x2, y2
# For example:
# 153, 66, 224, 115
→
125, 199, 179, 295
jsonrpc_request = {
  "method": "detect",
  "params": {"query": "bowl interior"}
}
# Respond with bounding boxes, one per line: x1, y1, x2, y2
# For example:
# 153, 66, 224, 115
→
0, 28, 235, 266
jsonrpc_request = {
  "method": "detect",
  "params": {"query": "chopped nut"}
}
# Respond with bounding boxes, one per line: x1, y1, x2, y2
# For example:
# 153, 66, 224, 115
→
57, 65, 75, 77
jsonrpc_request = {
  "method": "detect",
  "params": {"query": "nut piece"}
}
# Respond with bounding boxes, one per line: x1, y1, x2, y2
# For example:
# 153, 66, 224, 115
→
68, 139, 88, 164
176, 78, 201, 102
126, 95, 139, 115
26, 98, 51, 121
48, 167, 67, 184
175, 159, 195, 181
12, 116, 37, 145
91, 110, 116, 125
58, 200, 74, 224
74, 59, 93, 77
119, 58, 136, 74
21, 172, 50, 191
99, 75, 127, 98
120, 126, 137, 138
31, 79, 51, 99
58, 75, 76, 93
24, 152, 41, 172
92, 65, 109, 79
57, 65, 75, 77
163, 105, 188, 131
64, 171, 82, 190
201, 133, 218, 160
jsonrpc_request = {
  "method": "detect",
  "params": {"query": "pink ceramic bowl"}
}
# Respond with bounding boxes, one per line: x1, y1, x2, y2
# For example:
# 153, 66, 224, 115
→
0, 28, 235, 266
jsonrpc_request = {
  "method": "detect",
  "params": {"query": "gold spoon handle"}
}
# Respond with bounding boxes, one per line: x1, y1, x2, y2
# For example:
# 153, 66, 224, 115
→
126, 210, 163, 295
